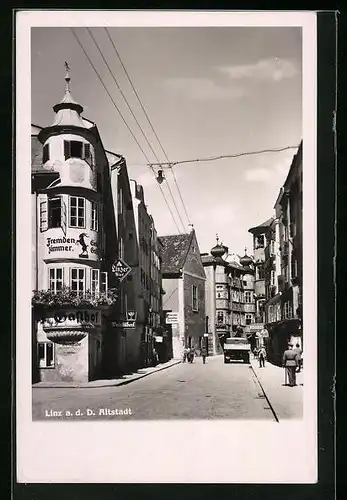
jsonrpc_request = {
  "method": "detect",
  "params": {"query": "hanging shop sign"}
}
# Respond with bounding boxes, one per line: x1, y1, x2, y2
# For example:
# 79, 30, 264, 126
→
41, 309, 102, 329
111, 258, 132, 282
45, 232, 99, 261
126, 310, 137, 321
166, 312, 179, 324
112, 320, 136, 329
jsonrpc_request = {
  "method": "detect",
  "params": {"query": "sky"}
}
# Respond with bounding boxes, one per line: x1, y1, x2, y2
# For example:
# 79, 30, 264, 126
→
31, 26, 302, 257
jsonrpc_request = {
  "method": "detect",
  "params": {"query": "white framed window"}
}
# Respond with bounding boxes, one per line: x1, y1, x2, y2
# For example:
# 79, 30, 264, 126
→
91, 269, 100, 297
69, 196, 85, 228
40, 196, 67, 235
100, 272, 108, 293
38, 342, 54, 368
283, 301, 293, 319
192, 285, 198, 311
49, 268, 63, 293
245, 314, 252, 325
70, 268, 85, 296
270, 240, 275, 256
217, 311, 224, 323
91, 201, 99, 231
245, 291, 252, 303
270, 270, 276, 286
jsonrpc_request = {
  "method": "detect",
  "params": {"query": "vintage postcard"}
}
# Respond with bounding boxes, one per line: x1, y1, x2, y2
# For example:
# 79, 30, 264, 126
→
16, 10, 317, 483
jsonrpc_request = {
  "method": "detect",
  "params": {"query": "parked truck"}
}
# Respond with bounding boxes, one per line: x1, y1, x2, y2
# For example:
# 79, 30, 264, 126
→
223, 337, 251, 364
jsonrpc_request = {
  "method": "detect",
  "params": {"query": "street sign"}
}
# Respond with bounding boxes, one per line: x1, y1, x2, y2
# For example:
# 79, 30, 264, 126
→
111, 258, 132, 282
126, 310, 137, 321
112, 321, 136, 329
166, 312, 179, 324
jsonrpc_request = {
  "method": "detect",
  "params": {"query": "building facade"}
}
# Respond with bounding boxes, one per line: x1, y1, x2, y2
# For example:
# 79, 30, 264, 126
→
202, 241, 256, 355
160, 231, 206, 359
265, 142, 303, 365
130, 180, 166, 366
31, 73, 120, 383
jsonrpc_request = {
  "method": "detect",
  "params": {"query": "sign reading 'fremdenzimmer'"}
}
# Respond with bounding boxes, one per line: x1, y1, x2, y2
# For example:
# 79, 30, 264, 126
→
45, 233, 99, 261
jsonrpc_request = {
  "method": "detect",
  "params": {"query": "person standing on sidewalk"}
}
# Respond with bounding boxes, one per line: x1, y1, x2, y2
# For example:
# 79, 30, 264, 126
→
294, 343, 303, 372
201, 345, 207, 364
282, 343, 298, 386
258, 346, 266, 368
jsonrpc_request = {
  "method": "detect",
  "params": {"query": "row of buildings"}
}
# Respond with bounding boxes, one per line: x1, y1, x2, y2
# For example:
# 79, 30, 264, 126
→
247, 142, 303, 365
31, 69, 302, 383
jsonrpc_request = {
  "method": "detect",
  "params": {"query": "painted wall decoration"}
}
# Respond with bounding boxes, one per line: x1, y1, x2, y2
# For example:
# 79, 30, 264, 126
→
44, 231, 100, 260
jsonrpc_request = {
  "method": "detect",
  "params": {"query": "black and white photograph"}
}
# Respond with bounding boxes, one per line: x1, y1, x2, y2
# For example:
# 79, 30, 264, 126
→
16, 10, 318, 483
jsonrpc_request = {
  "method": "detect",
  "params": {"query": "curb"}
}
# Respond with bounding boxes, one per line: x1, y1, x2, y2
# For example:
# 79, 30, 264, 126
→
32, 360, 182, 389
250, 361, 279, 423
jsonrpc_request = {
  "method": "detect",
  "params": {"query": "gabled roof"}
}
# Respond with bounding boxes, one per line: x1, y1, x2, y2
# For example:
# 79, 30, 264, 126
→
248, 217, 274, 234
159, 232, 193, 275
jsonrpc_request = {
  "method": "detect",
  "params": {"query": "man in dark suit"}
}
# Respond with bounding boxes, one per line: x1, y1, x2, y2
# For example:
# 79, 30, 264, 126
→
282, 343, 299, 386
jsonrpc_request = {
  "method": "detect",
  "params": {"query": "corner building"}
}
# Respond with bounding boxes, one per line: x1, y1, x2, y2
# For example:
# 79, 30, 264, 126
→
32, 73, 120, 383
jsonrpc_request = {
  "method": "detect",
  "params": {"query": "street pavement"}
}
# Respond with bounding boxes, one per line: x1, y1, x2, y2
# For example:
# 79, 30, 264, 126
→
250, 356, 303, 420
32, 355, 276, 421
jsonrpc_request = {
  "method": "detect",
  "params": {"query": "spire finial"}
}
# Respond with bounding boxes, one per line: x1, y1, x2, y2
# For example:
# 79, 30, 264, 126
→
244, 247, 247, 255
216, 233, 219, 245
64, 61, 71, 92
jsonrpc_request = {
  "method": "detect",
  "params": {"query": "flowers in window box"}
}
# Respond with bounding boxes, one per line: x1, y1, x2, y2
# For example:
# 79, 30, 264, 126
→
32, 286, 118, 308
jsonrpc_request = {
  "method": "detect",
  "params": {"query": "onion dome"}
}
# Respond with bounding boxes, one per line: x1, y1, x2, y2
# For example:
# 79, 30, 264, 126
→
240, 248, 253, 267
211, 235, 226, 259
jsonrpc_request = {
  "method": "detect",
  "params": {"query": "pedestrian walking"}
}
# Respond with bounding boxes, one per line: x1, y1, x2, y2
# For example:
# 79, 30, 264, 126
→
294, 343, 303, 372
253, 347, 258, 360
282, 343, 298, 386
183, 346, 189, 363
258, 346, 266, 368
201, 346, 207, 364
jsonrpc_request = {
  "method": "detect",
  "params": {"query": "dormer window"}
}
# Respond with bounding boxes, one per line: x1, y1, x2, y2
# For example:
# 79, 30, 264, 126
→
64, 140, 92, 164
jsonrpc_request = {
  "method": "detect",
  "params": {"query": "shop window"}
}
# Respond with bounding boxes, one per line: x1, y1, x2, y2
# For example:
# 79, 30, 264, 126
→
192, 285, 198, 311
91, 269, 100, 297
49, 268, 63, 293
38, 342, 54, 368
69, 196, 85, 228
70, 268, 85, 296
91, 201, 99, 231
245, 314, 252, 325
43, 143, 50, 163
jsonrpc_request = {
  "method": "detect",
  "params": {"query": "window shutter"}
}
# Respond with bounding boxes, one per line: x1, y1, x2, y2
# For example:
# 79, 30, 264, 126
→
64, 141, 70, 160
84, 143, 90, 162
43, 143, 49, 163
61, 198, 67, 236
39, 198, 48, 232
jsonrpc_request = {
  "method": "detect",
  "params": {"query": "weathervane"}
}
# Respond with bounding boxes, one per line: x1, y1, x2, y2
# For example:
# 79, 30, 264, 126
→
64, 61, 71, 91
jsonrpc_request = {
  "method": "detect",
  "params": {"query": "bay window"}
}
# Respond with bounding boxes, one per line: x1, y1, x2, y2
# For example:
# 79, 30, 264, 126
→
91, 201, 99, 231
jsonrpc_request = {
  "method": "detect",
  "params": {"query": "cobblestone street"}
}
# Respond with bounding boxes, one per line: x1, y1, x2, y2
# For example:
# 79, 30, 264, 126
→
32, 355, 277, 421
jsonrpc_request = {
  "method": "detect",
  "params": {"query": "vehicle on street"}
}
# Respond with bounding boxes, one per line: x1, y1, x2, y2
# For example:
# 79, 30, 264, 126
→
223, 337, 251, 364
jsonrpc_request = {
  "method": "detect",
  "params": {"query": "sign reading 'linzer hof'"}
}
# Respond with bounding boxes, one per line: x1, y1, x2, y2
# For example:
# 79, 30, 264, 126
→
44, 232, 99, 261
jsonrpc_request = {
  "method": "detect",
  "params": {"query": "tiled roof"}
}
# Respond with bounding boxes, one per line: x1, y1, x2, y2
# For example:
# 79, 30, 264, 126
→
159, 233, 193, 275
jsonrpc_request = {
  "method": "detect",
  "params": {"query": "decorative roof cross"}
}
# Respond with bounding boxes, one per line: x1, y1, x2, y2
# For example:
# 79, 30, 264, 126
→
64, 61, 71, 92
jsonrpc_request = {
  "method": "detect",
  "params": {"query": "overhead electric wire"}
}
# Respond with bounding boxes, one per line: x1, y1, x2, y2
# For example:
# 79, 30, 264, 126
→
71, 28, 182, 234
147, 145, 301, 168
104, 27, 192, 229
87, 27, 187, 234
